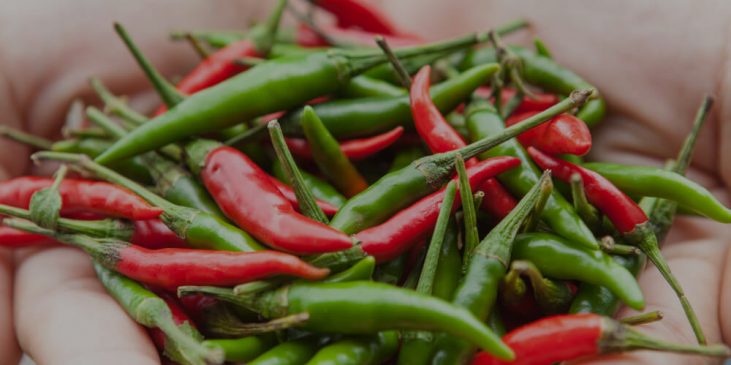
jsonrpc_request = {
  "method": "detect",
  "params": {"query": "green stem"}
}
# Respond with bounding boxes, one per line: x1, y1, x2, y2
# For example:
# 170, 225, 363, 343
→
621, 310, 664, 326
416, 181, 456, 296
62, 127, 109, 140
501, 88, 524, 119
183, 33, 211, 59
89, 77, 148, 126
375, 36, 412, 88
533, 37, 553, 59
674, 95, 713, 174
494, 19, 530, 36
0, 204, 132, 239
86, 107, 127, 139
473, 191, 485, 211
522, 172, 552, 232
178, 286, 254, 312
29, 165, 68, 230
605, 323, 730, 357
0, 125, 53, 150
571, 173, 601, 230
456, 155, 478, 259
206, 312, 309, 337
224, 122, 268, 147
268, 120, 328, 223
600, 236, 641, 256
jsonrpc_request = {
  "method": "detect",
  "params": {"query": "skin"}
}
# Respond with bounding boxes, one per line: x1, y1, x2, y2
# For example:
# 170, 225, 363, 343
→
0, 1, 729, 364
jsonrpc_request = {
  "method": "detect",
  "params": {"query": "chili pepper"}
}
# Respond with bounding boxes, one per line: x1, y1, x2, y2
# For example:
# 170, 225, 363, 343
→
509, 260, 576, 314
265, 176, 339, 216
51, 137, 153, 184
340, 76, 407, 98
186, 140, 353, 254
478, 179, 517, 219
505, 111, 591, 155
583, 162, 731, 223
305, 331, 399, 365
307, 0, 403, 35
148, 291, 212, 365
332, 91, 588, 235
568, 253, 644, 316
92, 263, 224, 365
280, 63, 499, 139
248, 338, 320, 365
529, 147, 707, 343
470, 314, 731, 365
34, 151, 265, 252
284, 127, 404, 161
511, 232, 644, 310
95, 34, 494, 164
297, 23, 421, 48
202, 335, 276, 363
0, 176, 162, 220
456, 156, 480, 257
465, 98, 598, 249
8, 218, 329, 289
26, 165, 67, 230
389, 146, 426, 172
431, 220, 462, 300
324, 256, 376, 283
301, 106, 369, 197
461, 46, 606, 127
171, 30, 247, 49
498, 262, 540, 320
233, 280, 513, 360
0, 226, 58, 247
354, 156, 520, 261
272, 160, 346, 209
430, 172, 551, 365
203, 311, 311, 338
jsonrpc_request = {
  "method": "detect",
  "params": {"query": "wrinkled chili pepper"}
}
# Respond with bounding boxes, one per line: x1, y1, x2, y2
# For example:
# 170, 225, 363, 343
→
355, 157, 519, 261
505, 111, 592, 156
186, 140, 354, 254
8, 218, 328, 288
96, 33, 493, 164
284, 126, 404, 161
470, 314, 730, 365
0, 176, 162, 220
465, 98, 598, 249
430, 172, 551, 365
528, 147, 705, 343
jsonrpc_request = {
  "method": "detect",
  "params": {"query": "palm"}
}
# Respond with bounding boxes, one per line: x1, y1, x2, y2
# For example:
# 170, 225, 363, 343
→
2, 1, 730, 364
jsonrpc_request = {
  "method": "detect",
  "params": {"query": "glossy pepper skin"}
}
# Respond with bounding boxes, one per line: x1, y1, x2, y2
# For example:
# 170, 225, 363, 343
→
242, 281, 514, 360
569, 253, 644, 315
340, 76, 407, 98
465, 99, 598, 249
0, 176, 162, 220
0, 226, 57, 247
511, 233, 644, 310
196, 143, 354, 254
583, 162, 731, 223
248, 338, 319, 365
305, 332, 399, 365
505, 112, 592, 156
308, 0, 404, 35
355, 157, 520, 262
268, 177, 340, 216
297, 23, 421, 48
272, 160, 347, 209
202, 335, 276, 363
284, 126, 404, 161
279, 63, 500, 138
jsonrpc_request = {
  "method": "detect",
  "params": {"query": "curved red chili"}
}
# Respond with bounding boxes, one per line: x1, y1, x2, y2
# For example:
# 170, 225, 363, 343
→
507, 112, 592, 156
297, 23, 420, 48
268, 177, 339, 216
527, 147, 646, 233
308, 0, 405, 36
0, 226, 58, 247
0, 177, 162, 220
202, 146, 353, 254
479, 178, 518, 219
131, 219, 188, 249
285, 126, 404, 161
355, 156, 520, 262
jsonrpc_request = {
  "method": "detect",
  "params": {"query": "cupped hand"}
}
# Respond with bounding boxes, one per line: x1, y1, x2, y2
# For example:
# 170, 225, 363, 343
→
1, 1, 730, 364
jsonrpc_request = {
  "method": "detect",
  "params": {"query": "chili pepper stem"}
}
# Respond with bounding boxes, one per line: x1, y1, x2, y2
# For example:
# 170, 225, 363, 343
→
621, 310, 664, 326
601, 318, 729, 357
183, 33, 211, 59
571, 173, 601, 230
89, 77, 147, 125
206, 312, 310, 336
0, 125, 53, 150
521, 172, 553, 232
626, 223, 707, 344
375, 36, 412, 88
28, 164, 68, 230
674, 95, 713, 174
456, 155, 479, 258
0, 204, 132, 239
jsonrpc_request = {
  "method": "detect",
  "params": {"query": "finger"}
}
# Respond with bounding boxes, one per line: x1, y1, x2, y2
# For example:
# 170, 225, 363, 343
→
0, 249, 20, 365
14, 247, 160, 365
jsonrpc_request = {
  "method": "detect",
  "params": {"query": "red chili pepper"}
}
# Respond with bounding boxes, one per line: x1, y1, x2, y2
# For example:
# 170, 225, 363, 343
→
0, 177, 162, 220
285, 126, 404, 161
131, 219, 187, 249
474, 87, 561, 114
506, 112, 592, 156
150, 291, 196, 351
296, 23, 420, 48
268, 177, 338, 216
356, 156, 520, 262
0, 226, 58, 247
308, 0, 405, 36
202, 146, 353, 254
410, 66, 518, 219
527, 147, 645, 233
112, 245, 329, 289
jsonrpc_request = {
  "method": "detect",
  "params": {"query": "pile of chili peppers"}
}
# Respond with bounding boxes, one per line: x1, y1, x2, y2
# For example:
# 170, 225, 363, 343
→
2, 1, 731, 364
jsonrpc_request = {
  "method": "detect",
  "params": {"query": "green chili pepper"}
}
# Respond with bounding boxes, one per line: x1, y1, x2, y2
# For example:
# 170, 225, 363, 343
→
248, 338, 320, 365
460, 46, 606, 127
373, 254, 406, 285
301, 106, 369, 197
512, 232, 645, 310
237, 281, 513, 360
95, 34, 494, 164
202, 335, 276, 363
340, 75, 407, 98
323, 256, 376, 283
51, 138, 153, 184
509, 260, 575, 314
465, 98, 598, 249
272, 159, 347, 208
431, 221, 462, 301
280, 64, 499, 138
305, 332, 398, 365
583, 162, 731, 223
569, 253, 644, 315
329, 91, 590, 235
430, 172, 551, 365
92, 263, 223, 365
